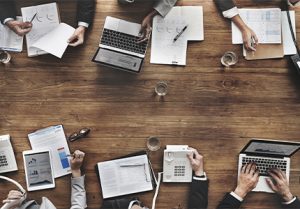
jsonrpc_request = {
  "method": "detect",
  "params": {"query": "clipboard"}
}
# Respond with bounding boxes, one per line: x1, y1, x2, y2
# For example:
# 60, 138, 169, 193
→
244, 43, 284, 60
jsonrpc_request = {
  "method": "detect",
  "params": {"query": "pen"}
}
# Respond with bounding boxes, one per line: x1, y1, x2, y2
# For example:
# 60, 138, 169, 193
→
173, 25, 188, 43
30, 13, 37, 23
119, 163, 145, 167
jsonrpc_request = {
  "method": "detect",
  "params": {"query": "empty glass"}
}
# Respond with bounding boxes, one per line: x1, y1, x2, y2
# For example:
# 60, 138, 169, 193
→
146, 136, 161, 151
155, 81, 168, 96
0, 51, 11, 64
221, 51, 238, 68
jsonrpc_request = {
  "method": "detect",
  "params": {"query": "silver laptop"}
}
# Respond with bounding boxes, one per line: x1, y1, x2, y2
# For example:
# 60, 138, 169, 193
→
238, 139, 300, 193
92, 16, 148, 73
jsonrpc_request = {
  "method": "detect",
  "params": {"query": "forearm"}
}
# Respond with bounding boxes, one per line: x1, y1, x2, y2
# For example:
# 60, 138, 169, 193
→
231, 15, 248, 33
70, 169, 86, 209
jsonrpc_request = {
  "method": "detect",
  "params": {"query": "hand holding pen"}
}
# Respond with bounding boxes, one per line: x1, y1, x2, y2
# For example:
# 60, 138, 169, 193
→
69, 150, 85, 177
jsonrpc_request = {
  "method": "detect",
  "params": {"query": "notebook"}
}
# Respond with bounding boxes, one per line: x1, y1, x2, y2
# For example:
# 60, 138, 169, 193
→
0, 135, 18, 173
96, 152, 153, 199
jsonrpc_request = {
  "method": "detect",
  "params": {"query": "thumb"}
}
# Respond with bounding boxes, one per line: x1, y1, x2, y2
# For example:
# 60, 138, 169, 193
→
187, 152, 194, 162
68, 34, 77, 43
266, 178, 276, 192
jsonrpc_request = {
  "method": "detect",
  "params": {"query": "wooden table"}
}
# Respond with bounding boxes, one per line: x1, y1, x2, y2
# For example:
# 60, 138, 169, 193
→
1, 0, 300, 208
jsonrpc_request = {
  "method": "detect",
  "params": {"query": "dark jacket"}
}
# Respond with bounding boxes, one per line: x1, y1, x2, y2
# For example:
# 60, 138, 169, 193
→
214, 0, 235, 13
100, 178, 209, 209
217, 193, 300, 209
0, 0, 95, 25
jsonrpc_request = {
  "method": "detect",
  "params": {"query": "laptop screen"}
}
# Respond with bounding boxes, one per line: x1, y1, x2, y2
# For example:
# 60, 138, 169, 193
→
243, 140, 300, 157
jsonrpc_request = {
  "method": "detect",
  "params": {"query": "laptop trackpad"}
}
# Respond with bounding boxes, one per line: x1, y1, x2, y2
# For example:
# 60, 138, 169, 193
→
95, 48, 142, 72
252, 176, 274, 193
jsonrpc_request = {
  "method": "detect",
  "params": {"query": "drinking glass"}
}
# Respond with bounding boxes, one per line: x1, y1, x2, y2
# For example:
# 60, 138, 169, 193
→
0, 51, 11, 64
155, 81, 168, 96
146, 136, 161, 152
221, 51, 238, 68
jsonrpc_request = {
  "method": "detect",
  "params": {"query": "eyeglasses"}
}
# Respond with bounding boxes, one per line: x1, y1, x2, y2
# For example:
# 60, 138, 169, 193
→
68, 128, 90, 142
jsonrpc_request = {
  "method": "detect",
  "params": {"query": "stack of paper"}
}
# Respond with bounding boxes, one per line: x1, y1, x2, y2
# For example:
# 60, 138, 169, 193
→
21, 3, 75, 58
151, 6, 204, 66
0, 17, 23, 52
28, 125, 71, 178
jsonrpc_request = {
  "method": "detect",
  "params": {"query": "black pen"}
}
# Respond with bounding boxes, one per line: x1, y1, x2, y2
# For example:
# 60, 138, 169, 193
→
173, 25, 188, 43
30, 13, 37, 23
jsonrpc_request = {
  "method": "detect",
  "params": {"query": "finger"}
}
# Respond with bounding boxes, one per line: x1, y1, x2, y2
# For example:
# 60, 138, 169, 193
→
241, 164, 247, 173
266, 178, 277, 191
272, 168, 285, 179
268, 170, 281, 183
253, 169, 260, 180
249, 163, 257, 175
18, 27, 32, 36
252, 33, 258, 44
69, 39, 82, 47
245, 163, 253, 174
137, 37, 148, 44
22, 22, 32, 29
68, 34, 78, 43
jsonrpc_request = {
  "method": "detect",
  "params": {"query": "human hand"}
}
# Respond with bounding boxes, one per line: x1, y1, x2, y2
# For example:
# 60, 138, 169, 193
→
241, 26, 258, 51
234, 163, 259, 199
187, 147, 204, 176
267, 168, 294, 202
137, 10, 158, 43
68, 26, 86, 47
5, 20, 32, 36
70, 150, 85, 177
2, 190, 26, 209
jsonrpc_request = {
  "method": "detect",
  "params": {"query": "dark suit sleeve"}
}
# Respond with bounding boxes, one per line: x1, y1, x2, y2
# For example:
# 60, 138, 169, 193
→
216, 193, 242, 209
281, 197, 300, 209
0, 0, 17, 24
77, 0, 95, 25
188, 179, 208, 209
214, 0, 236, 12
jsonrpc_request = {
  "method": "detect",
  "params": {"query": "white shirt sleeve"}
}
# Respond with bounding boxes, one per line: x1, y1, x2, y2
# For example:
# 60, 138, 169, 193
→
230, 191, 244, 202
282, 196, 297, 205
3, 18, 14, 24
222, 6, 239, 19
78, 21, 89, 28
193, 172, 207, 181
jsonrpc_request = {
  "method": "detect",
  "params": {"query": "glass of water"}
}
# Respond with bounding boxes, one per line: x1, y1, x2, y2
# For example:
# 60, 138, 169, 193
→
0, 51, 11, 64
155, 81, 168, 97
221, 51, 238, 68
146, 136, 161, 152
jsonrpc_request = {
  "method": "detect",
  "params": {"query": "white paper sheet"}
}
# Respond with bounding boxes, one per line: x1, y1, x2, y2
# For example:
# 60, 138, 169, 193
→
32, 23, 75, 58
97, 154, 153, 199
232, 8, 282, 44
282, 11, 297, 55
21, 3, 60, 57
0, 17, 23, 52
151, 6, 204, 66
28, 125, 71, 178
0, 135, 18, 173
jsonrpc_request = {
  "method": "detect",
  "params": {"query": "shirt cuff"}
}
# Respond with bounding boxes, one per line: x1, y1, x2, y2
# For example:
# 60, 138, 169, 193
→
128, 200, 139, 209
222, 7, 239, 19
282, 197, 296, 205
78, 21, 89, 28
230, 191, 244, 202
71, 175, 85, 186
193, 172, 207, 181
3, 18, 14, 25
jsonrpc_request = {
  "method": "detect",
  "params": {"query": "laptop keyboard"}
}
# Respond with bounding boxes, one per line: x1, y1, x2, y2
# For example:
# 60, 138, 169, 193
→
242, 157, 287, 176
101, 29, 148, 55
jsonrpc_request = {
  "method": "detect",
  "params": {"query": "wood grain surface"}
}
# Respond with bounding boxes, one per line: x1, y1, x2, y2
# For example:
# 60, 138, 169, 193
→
1, 0, 300, 209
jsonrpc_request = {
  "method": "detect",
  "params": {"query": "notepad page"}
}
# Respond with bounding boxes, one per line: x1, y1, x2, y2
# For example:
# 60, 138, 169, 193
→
21, 3, 60, 57
32, 23, 75, 58
281, 11, 297, 55
232, 8, 282, 44
182, 6, 204, 41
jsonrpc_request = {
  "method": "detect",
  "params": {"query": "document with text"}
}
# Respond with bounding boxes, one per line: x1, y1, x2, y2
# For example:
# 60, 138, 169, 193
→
97, 154, 153, 199
0, 17, 23, 52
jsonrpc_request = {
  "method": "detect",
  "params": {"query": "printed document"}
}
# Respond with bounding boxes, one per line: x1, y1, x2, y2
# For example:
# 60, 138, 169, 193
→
0, 17, 23, 52
97, 154, 153, 199
21, 3, 74, 58
151, 6, 204, 65
28, 125, 71, 178
232, 8, 282, 44
0, 135, 18, 173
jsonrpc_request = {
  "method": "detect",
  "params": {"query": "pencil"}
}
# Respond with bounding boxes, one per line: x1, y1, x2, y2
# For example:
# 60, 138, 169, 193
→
30, 13, 37, 23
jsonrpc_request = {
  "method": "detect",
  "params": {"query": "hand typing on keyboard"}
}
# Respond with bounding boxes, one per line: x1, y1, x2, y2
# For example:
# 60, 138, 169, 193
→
234, 163, 259, 199
267, 168, 295, 202
137, 9, 158, 43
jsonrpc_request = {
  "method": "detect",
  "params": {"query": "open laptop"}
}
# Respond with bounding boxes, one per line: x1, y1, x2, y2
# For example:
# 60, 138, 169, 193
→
92, 16, 148, 73
238, 139, 300, 193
